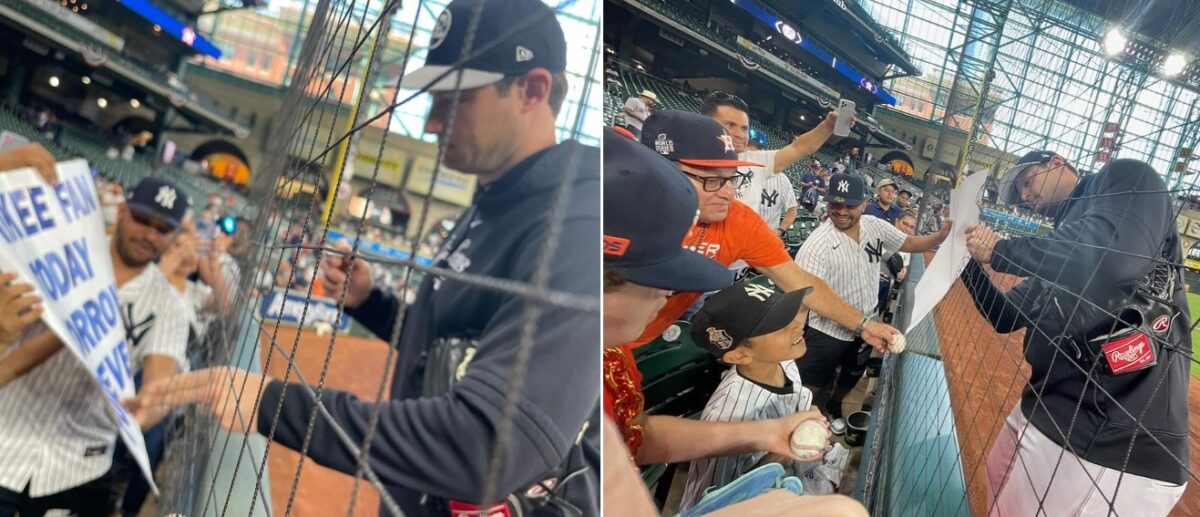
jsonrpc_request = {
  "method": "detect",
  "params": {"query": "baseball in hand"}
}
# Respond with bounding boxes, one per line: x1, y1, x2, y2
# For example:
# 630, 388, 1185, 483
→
891, 333, 907, 354
790, 419, 827, 461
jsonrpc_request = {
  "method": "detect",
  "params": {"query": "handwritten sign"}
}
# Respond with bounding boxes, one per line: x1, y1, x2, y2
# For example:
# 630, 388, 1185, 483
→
0, 160, 155, 493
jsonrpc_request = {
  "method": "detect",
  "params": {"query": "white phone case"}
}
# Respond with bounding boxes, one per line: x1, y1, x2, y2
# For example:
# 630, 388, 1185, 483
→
834, 99, 855, 137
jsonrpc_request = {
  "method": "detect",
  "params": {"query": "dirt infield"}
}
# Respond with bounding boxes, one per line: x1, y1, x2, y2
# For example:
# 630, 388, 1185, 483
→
933, 262, 1200, 516
259, 325, 394, 516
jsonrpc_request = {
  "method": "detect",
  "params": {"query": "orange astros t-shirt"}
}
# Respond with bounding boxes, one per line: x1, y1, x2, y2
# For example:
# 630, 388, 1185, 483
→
628, 200, 792, 349
603, 201, 792, 454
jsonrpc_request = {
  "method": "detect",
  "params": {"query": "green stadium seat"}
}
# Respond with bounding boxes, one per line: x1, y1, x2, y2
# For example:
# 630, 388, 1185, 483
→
634, 320, 725, 507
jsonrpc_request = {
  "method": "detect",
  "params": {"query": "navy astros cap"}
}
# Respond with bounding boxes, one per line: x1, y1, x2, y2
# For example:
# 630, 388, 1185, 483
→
824, 173, 867, 206
691, 280, 812, 357
999, 151, 1068, 205
400, 0, 566, 91
126, 176, 188, 229
639, 110, 761, 168
603, 127, 731, 293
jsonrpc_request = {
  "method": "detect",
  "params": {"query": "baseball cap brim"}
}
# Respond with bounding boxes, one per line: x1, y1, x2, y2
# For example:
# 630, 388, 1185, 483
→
746, 286, 813, 338
399, 65, 505, 91
678, 158, 762, 168
998, 162, 1038, 205
126, 203, 182, 229
620, 247, 732, 293
825, 195, 865, 207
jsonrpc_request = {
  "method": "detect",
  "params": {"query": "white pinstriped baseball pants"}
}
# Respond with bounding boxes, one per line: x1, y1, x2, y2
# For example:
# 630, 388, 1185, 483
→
985, 405, 1185, 517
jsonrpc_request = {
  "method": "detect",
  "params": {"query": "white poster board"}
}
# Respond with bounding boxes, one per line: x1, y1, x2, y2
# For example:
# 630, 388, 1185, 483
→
0, 160, 156, 492
906, 170, 988, 333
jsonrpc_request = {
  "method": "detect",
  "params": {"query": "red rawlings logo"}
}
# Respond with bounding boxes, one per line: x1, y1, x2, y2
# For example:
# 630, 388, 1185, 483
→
1152, 315, 1171, 334
1102, 332, 1156, 374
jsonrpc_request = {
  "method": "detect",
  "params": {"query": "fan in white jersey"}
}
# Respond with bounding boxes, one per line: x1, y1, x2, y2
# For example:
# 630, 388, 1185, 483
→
679, 280, 831, 511
0, 177, 189, 517
794, 173, 950, 432
700, 92, 850, 223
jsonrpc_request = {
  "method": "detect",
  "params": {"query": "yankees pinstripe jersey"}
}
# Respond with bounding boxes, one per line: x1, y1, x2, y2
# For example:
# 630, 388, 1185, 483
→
735, 150, 778, 221
759, 173, 797, 230
679, 361, 812, 510
0, 264, 188, 496
795, 215, 907, 340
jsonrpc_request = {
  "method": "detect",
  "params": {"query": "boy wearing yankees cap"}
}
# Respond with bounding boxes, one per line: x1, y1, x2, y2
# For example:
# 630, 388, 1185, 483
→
679, 280, 831, 510
600, 128, 866, 517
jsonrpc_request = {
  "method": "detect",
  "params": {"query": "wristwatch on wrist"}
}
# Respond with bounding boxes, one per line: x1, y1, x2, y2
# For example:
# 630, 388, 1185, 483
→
853, 316, 870, 336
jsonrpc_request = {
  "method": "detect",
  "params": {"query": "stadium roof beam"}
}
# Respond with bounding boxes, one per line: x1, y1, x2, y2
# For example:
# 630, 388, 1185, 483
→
766, 0, 919, 77
611, 0, 830, 106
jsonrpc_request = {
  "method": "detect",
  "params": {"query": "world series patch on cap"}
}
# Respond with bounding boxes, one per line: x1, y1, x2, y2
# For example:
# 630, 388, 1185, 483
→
690, 280, 812, 358
639, 110, 761, 168
399, 0, 567, 91
603, 127, 731, 293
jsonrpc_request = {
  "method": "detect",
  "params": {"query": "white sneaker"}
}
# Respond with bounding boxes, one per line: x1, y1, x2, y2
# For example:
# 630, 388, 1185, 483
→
830, 418, 846, 435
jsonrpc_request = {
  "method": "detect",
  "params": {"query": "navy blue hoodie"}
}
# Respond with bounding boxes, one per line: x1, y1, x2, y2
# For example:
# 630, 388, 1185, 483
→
257, 141, 601, 515
962, 158, 1190, 484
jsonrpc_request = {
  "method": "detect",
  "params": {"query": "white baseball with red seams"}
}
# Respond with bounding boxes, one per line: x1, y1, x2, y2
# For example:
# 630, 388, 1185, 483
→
790, 419, 828, 461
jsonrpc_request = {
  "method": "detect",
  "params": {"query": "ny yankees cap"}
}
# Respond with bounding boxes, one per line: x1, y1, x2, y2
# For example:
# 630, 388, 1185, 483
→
691, 280, 812, 357
603, 127, 732, 292
399, 0, 567, 92
998, 151, 1068, 205
639, 110, 762, 168
126, 176, 189, 229
825, 173, 867, 206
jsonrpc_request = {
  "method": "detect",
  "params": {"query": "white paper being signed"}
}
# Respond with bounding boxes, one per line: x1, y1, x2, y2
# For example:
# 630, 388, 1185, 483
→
906, 170, 987, 333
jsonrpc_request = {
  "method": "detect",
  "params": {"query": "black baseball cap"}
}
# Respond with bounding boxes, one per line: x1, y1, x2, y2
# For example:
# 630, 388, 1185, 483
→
998, 151, 1069, 204
399, 0, 566, 91
691, 280, 812, 357
603, 127, 732, 292
640, 110, 761, 168
126, 176, 189, 229
824, 173, 867, 206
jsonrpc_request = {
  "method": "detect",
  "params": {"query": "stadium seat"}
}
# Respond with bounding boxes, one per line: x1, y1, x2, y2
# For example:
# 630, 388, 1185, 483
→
634, 320, 725, 507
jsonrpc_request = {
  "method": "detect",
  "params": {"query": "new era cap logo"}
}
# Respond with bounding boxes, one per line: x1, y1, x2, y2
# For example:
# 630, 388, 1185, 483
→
744, 283, 774, 302
155, 186, 177, 209
837, 180, 849, 193
430, 10, 452, 49
717, 134, 736, 153
516, 45, 534, 62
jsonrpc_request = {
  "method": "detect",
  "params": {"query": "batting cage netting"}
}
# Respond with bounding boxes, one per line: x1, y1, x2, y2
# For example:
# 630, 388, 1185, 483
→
604, 0, 1200, 515
110, 0, 604, 516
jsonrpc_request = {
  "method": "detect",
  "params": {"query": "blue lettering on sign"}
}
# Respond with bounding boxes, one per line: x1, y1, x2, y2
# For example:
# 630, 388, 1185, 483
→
68, 174, 98, 218
28, 186, 55, 231
10, 189, 39, 237
63, 283, 120, 356
95, 341, 131, 393
28, 238, 94, 302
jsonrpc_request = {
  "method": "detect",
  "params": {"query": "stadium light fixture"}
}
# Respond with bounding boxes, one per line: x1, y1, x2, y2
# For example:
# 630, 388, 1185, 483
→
81, 76, 91, 85
48, 76, 59, 87
1103, 28, 1127, 57
1164, 53, 1188, 77
130, 99, 141, 108
97, 97, 108, 109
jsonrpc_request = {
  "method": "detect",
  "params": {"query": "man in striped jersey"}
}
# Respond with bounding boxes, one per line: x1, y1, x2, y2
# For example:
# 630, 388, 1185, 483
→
0, 177, 190, 517
679, 280, 830, 510
795, 174, 950, 433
